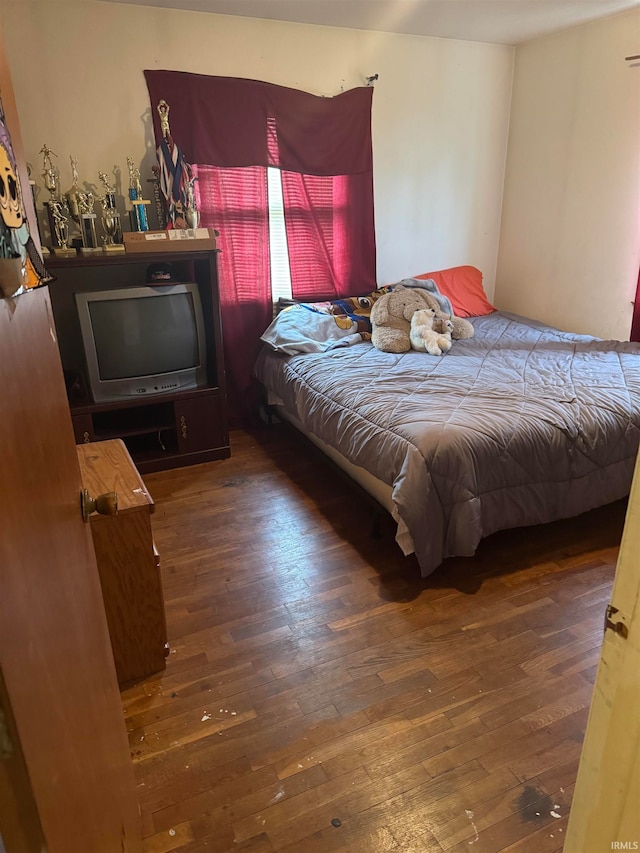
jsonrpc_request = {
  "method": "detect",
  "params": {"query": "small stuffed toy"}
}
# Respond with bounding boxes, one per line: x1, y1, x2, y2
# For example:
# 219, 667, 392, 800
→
410, 309, 453, 356
433, 315, 454, 339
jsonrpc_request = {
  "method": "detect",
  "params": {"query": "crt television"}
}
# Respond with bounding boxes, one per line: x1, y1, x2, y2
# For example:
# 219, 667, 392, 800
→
75, 283, 208, 403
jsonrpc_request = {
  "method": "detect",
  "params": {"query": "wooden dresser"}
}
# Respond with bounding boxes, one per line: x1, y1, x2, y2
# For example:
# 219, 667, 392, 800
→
76, 438, 168, 687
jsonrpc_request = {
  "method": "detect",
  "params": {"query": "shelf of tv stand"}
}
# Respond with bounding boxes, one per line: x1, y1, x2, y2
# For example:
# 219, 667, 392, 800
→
71, 386, 229, 475
47, 248, 230, 474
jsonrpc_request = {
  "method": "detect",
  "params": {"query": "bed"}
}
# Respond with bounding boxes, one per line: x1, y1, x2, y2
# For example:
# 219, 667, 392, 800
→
253, 273, 640, 578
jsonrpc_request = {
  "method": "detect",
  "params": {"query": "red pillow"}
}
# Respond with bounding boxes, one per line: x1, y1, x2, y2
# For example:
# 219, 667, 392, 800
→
413, 265, 495, 318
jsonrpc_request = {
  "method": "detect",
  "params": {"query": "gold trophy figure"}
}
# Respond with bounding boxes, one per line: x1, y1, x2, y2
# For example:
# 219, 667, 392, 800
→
98, 171, 124, 252
77, 190, 100, 255
40, 143, 60, 201
49, 199, 76, 257
40, 144, 75, 254
158, 99, 170, 138
77, 191, 95, 216
65, 156, 100, 254
98, 171, 117, 209
64, 155, 82, 220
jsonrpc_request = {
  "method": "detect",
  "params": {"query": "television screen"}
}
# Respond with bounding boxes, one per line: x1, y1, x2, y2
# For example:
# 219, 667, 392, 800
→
76, 283, 208, 402
90, 291, 199, 380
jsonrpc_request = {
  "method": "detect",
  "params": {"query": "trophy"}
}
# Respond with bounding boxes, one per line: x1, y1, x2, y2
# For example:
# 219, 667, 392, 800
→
49, 199, 76, 257
40, 143, 60, 202
98, 171, 125, 253
40, 143, 74, 254
77, 190, 99, 254
65, 156, 100, 254
185, 166, 200, 230
126, 156, 150, 232
40, 145, 75, 256
155, 99, 197, 230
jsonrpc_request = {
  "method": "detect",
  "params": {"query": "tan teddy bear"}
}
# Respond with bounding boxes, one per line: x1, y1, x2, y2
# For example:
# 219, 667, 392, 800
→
371, 285, 474, 353
370, 286, 435, 353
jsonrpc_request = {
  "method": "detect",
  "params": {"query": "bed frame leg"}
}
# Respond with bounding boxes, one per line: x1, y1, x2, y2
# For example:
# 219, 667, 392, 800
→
258, 400, 275, 427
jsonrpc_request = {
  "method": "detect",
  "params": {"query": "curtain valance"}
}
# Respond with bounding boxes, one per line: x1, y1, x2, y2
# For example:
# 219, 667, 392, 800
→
144, 70, 373, 177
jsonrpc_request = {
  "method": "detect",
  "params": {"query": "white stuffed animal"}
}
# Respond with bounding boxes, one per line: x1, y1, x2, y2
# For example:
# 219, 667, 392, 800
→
410, 308, 453, 356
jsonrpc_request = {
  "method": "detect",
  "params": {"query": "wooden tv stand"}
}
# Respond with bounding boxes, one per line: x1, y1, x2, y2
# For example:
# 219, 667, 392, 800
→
47, 249, 230, 474
77, 438, 168, 688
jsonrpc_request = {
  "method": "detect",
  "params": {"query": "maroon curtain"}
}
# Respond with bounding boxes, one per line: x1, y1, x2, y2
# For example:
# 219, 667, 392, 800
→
144, 71, 373, 177
631, 266, 640, 342
144, 70, 376, 423
194, 164, 271, 423
282, 172, 376, 300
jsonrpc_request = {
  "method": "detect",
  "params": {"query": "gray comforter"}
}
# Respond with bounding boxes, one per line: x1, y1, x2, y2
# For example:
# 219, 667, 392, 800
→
254, 311, 640, 577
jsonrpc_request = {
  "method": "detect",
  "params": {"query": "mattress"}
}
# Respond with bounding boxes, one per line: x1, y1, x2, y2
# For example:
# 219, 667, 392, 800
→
254, 311, 640, 577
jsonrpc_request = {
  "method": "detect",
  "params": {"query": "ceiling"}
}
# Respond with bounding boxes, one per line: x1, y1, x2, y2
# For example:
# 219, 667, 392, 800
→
105, 0, 639, 45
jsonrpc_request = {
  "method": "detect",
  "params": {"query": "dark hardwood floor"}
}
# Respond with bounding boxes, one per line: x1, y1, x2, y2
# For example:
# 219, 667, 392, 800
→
122, 426, 626, 852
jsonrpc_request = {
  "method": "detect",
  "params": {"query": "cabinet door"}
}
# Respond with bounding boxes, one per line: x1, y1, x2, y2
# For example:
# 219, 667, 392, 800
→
175, 393, 225, 454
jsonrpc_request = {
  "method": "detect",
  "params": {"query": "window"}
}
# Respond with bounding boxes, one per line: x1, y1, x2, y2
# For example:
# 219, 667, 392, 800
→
144, 70, 376, 420
267, 166, 292, 303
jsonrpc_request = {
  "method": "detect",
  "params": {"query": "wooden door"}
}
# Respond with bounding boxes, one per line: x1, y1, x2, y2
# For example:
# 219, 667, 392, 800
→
564, 450, 640, 851
0, 22, 141, 853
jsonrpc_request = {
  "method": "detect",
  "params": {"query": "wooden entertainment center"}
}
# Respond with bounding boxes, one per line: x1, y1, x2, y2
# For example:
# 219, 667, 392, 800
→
47, 249, 230, 474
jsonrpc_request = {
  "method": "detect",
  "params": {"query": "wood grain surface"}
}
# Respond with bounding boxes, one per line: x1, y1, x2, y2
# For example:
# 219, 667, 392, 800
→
123, 426, 626, 852
78, 439, 167, 685
77, 439, 154, 514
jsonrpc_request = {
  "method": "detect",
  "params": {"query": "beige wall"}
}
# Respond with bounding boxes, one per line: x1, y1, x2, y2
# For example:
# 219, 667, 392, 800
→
495, 8, 640, 340
1, 0, 513, 297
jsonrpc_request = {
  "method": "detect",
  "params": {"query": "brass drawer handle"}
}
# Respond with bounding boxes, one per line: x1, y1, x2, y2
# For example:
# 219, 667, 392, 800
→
604, 604, 629, 639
